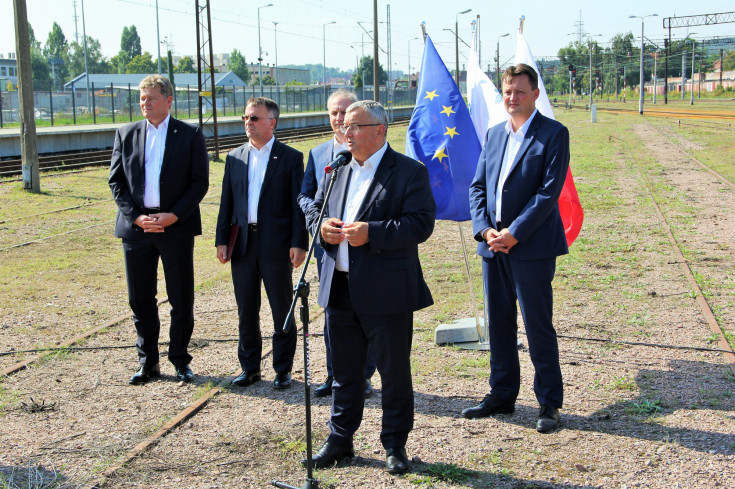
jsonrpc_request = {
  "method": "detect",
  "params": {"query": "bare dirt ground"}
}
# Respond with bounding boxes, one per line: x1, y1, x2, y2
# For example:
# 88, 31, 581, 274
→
1, 113, 734, 488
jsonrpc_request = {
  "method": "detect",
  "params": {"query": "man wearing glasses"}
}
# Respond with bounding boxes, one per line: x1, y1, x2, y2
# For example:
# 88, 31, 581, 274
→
215, 97, 307, 390
298, 89, 377, 399
303, 101, 435, 474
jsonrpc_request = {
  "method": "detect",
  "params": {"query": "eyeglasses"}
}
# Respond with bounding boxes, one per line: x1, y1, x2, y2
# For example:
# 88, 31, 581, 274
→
241, 115, 272, 122
339, 123, 381, 134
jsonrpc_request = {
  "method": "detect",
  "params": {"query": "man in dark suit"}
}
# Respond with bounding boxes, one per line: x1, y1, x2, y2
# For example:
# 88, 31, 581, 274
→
298, 89, 377, 398
303, 101, 435, 474
109, 74, 209, 385
215, 97, 307, 390
465, 64, 570, 433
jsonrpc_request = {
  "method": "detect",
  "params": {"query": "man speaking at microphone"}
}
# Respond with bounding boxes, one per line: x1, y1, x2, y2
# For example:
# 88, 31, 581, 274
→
303, 101, 435, 474
298, 89, 377, 399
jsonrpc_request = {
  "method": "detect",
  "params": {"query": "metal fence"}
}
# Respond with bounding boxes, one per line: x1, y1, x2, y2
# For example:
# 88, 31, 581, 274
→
0, 84, 418, 128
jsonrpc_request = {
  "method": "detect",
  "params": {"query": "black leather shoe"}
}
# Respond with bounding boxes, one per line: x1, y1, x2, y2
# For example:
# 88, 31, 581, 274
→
386, 447, 410, 474
129, 364, 160, 385
461, 393, 515, 419
231, 370, 261, 387
314, 376, 333, 397
301, 442, 354, 468
536, 405, 560, 433
274, 372, 292, 390
364, 378, 374, 398
175, 365, 194, 382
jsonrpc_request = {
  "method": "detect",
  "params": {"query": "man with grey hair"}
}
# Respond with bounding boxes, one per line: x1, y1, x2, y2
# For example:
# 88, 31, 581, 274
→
110, 74, 209, 385
298, 89, 377, 399
303, 100, 436, 474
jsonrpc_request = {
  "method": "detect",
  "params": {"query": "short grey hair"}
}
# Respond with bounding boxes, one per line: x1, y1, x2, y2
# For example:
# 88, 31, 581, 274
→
346, 100, 388, 134
139, 75, 173, 98
327, 88, 358, 106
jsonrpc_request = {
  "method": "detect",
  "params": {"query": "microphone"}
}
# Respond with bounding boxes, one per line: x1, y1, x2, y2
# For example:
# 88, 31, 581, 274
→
324, 150, 352, 173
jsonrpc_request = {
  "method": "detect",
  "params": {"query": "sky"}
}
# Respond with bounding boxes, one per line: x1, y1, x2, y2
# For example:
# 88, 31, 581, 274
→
2, 0, 734, 75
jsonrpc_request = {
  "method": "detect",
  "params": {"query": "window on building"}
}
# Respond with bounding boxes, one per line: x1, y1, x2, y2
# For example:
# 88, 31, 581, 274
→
1, 67, 6, 76
9, 67, 14, 76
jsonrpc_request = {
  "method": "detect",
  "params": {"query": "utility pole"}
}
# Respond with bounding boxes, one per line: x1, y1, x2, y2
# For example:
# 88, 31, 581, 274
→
720, 49, 724, 88
72, 0, 80, 44
156, 0, 162, 74
373, 0, 379, 101
12, 0, 40, 192
81, 0, 91, 112
681, 48, 686, 100
690, 41, 695, 105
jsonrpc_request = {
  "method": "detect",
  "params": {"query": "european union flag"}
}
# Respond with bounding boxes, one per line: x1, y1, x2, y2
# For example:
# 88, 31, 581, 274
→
406, 35, 482, 221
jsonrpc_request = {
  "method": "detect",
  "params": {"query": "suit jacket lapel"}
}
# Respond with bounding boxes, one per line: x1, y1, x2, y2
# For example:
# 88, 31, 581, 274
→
159, 117, 179, 177
260, 139, 282, 202
355, 146, 395, 221
508, 114, 542, 176
135, 119, 147, 177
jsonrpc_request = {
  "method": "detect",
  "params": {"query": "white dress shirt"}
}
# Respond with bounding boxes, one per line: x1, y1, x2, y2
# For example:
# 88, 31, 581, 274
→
495, 109, 537, 224
247, 135, 275, 224
143, 114, 170, 208
335, 142, 388, 272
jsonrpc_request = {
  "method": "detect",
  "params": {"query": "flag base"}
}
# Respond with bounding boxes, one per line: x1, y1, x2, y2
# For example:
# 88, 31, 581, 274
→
434, 317, 490, 351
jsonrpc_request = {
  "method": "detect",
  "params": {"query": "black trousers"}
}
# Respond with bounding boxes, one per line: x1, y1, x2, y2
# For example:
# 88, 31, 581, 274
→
122, 233, 195, 368
326, 270, 414, 450
483, 254, 563, 408
230, 227, 297, 374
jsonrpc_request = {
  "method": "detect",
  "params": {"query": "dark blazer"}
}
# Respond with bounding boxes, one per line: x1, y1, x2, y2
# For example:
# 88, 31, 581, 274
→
298, 139, 333, 215
109, 117, 209, 240
306, 145, 435, 315
215, 139, 308, 258
469, 112, 569, 261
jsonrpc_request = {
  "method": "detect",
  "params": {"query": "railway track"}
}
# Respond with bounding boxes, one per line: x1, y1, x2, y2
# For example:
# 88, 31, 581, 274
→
0, 116, 412, 178
567, 103, 735, 121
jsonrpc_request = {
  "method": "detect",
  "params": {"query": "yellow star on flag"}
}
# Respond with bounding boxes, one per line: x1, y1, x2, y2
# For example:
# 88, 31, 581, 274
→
440, 105, 455, 116
424, 90, 438, 101
444, 127, 459, 139
433, 147, 448, 163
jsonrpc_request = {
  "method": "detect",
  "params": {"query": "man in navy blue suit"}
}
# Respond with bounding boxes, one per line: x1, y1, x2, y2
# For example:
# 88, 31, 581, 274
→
303, 101, 435, 474
465, 64, 570, 433
215, 97, 307, 390
298, 89, 377, 398
109, 75, 209, 385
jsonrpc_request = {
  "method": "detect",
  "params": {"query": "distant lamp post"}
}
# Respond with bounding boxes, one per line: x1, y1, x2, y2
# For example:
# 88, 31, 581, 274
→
323, 21, 336, 107
454, 9, 472, 86
495, 33, 509, 87
257, 3, 273, 97
585, 33, 603, 109
273, 21, 279, 105
407, 37, 419, 84
628, 14, 658, 114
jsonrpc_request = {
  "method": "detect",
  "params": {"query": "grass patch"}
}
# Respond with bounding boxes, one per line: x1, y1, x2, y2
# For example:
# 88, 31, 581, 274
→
411, 462, 476, 486
625, 399, 664, 416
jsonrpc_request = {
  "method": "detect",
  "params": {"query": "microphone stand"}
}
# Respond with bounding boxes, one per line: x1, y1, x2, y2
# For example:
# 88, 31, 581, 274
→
272, 165, 343, 489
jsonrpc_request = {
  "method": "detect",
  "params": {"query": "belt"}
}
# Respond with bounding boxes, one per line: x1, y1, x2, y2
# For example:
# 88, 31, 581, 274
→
143, 207, 160, 214
248, 223, 258, 232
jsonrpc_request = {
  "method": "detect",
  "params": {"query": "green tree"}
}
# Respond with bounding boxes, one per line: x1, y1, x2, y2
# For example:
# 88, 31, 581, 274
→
252, 74, 276, 86
175, 56, 196, 73
121, 25, 142, 58
721, 50, 735, 71
116, 25, 142, 73
43, 22, 69, 88
26, 23, 50, 88
126, 52, 156, 74
228, 49, 251, 84
355, 56, 387, 86
67, 36, 114, 80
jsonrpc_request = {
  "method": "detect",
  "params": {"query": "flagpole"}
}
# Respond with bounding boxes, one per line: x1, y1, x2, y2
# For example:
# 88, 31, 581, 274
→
458, 222, 485, 342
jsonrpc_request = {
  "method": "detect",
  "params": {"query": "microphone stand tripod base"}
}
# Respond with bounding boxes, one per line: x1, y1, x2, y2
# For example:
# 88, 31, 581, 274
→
272, 478, 319, 489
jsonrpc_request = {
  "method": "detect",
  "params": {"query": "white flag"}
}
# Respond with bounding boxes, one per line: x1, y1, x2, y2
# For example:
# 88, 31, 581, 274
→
467, 27, 508, 146
514, 29, 555, 119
